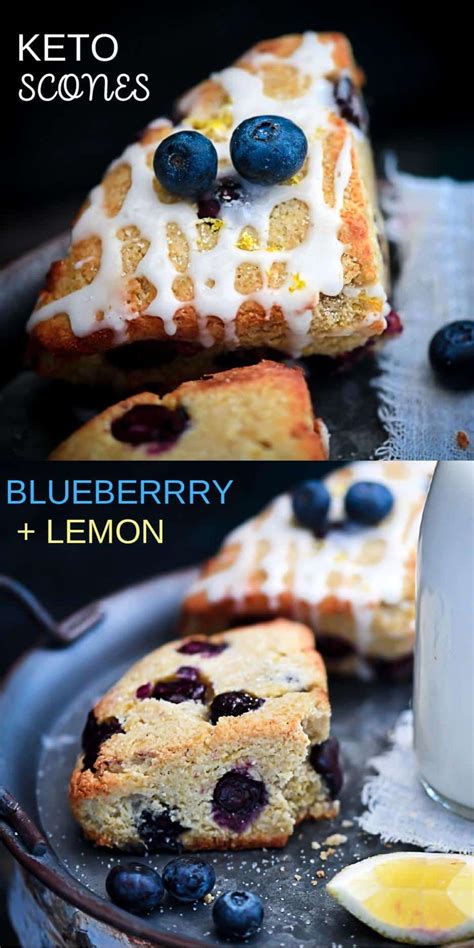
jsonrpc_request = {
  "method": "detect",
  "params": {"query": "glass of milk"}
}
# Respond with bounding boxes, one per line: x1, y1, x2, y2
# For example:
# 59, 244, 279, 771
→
414, 460, 474, 819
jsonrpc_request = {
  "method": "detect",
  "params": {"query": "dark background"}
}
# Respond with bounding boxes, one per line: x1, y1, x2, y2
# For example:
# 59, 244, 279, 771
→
2, 0, 473, 267
0, 461, 339, 944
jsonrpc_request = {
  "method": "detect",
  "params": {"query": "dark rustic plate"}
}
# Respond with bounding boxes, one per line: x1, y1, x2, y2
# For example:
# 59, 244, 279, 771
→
0, 568, 412, 946
0, 237, 387, 460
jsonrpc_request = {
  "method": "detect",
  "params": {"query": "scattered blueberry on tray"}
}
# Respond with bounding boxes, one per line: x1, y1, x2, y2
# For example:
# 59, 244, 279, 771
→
105, 862, 164, 915
162, 856, 216, 902
213, 890, 264, 939
428, 320, 474, 390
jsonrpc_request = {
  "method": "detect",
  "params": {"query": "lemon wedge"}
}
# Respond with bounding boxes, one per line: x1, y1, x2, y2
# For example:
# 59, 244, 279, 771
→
327, 852, 474, 945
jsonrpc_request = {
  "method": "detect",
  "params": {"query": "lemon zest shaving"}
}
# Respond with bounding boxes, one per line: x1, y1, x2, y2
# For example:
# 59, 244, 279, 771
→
289, 272, 306, 292
199, 217, 224, 233
236, 231, 258, 251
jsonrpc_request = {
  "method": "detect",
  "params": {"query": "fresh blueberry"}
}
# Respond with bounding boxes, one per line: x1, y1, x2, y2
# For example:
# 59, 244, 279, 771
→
162, 856, 215, 903
230, 115, 307, 185
81, 711, 124, 772
292, 480, 331, 533
178, 639, 228, 657
333, 76, 368, 131
153, 130, 218, 197
429, 320, 474, 390
310, 737, 343, 799
137, 808, 186, 853
105, 862, 164, 915
212, 770, 267, 831
212, 890, 264, 939
345, 481, 394, 526
111, 405, 189, 449
210, 691, 264, 725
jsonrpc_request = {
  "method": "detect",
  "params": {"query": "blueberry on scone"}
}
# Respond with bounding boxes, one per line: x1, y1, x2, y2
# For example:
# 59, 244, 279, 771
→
153, 130, 218, 197
292, 480, 331, 532
230, 115, 307, 184
345, 481, 394, 525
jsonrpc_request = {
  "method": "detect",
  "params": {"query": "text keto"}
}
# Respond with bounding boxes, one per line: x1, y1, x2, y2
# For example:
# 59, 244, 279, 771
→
17, 33, 150, 103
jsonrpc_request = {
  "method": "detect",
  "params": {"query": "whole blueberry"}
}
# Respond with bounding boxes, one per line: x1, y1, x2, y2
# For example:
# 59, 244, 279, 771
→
429, 320, 474, 390
292, 480, 331, 533
105, 862, 164, 915
162, 856, 215, 903
345, 481, 394, 526
212, 890, 264, 939
210, 691, 264, 724
310, 737, 343, 799
230, 115, 307, 185
153, 131, 218, 198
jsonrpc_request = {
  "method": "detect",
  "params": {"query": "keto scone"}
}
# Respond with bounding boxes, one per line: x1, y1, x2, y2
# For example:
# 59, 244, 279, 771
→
50, 361, 329, 460
182, 462, 435, 679
69, 620, 341, 852
29, 32, 388, 390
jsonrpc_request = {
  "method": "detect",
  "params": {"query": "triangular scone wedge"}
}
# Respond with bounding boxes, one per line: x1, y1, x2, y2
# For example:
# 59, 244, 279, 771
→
50, 361, 329, 460
181, 461, 435, 677
29, 31, 388, 389
69, 620, 340, 852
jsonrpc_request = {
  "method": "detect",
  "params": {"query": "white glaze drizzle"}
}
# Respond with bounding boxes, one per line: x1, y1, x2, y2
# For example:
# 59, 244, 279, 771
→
28, 32, 387, 354
189, 462, 435, 651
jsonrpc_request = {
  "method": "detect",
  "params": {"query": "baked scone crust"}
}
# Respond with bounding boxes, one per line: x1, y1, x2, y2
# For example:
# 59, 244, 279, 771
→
182, 462, 435, 675
28, 31, 388, 387
69, 620, 338, 852
50, 361, 329, 460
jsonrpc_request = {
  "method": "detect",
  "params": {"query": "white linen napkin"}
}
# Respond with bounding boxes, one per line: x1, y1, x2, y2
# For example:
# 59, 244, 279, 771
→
359, 709, 474, 853
373, 164, 474, 460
